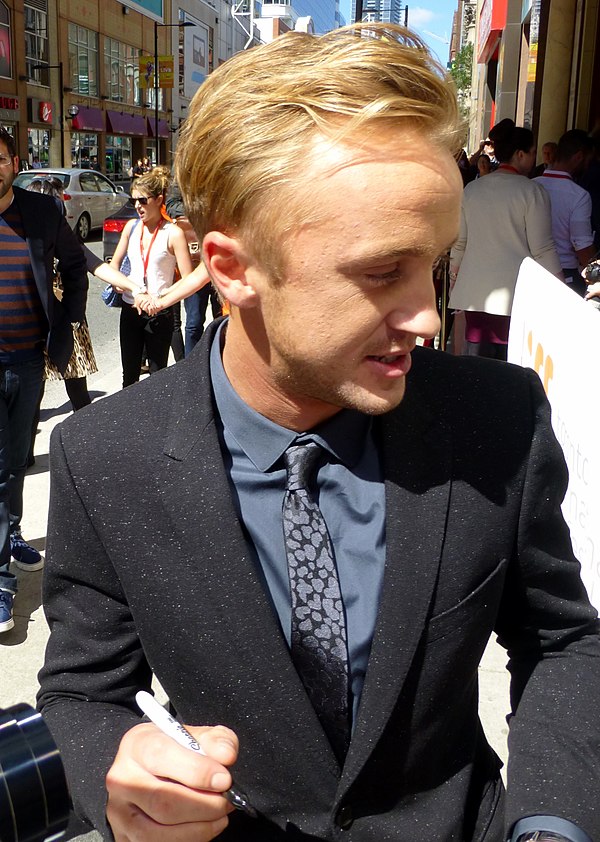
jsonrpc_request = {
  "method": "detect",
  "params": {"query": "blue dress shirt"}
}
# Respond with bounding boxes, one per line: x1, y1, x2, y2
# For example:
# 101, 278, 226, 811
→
210, 321, 386, 722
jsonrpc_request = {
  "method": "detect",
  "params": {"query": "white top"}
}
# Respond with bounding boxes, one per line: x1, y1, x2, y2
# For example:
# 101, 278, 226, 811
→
533, 170, 594, 269
450, 170, 561, 316
122, 220, 176, 305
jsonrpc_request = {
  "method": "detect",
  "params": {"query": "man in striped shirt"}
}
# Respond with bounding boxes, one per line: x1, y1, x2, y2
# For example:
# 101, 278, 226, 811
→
0, 128, 87, 634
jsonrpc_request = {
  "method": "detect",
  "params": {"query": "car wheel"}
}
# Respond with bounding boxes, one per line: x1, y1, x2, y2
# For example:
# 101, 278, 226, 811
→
76, 213, 91, 241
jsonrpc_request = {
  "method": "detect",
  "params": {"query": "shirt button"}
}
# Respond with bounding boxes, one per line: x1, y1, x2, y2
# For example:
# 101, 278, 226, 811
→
335, 804, 354, 830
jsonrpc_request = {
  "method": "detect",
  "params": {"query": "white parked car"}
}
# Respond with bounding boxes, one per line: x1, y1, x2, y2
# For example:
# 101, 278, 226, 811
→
13, 168, 129, 241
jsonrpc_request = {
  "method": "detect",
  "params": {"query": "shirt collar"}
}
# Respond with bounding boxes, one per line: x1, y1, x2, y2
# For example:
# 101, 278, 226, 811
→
210, 319, 371, 473
542, 169, 573, 180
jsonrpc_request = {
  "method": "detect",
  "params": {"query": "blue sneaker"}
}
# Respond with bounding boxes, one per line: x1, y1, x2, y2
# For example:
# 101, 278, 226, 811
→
0, 589, 15, 633
10, 531, 44, 572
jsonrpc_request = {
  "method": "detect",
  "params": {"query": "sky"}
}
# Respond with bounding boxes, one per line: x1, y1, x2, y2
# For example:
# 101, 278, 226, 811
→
338, 0, 456, 67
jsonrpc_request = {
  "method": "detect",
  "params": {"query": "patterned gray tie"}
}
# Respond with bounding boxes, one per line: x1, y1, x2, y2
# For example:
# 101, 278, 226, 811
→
282, 441, 350, 761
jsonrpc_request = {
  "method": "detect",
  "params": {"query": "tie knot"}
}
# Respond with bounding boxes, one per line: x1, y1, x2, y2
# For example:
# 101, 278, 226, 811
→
284, 441, 323, 492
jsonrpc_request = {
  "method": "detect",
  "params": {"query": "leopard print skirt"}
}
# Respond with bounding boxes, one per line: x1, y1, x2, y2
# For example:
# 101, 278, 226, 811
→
44, 320, 99, 381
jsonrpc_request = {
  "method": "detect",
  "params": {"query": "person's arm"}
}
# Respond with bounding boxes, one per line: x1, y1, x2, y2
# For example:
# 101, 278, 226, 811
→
448, 201, 467, 288
496, 371, 600, 841
569, 192, 595, 270
38, 424, 238, 841
109, 219, 138, 288
81, 242, 143, 297
169, 223, 195, 280
525, 184, 564, 279
585, 280, 600, 299
576, 244, 597, 268
468, 140, 486, 166
54, 213, 88, 324
141, 262, 211, 314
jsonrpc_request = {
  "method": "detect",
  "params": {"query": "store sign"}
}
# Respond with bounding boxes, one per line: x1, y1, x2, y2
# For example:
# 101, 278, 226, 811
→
477, 0, 508, 63
478, 0, 492, 57
0, 96, 19, 111
39, 101, 53, 123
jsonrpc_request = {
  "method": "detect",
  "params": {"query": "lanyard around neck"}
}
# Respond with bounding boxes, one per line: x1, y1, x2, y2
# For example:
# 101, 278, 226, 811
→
541, 171, 573, 180
139, 220, 163, 283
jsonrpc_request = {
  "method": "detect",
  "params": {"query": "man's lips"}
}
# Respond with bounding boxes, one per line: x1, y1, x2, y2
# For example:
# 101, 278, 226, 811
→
364, 349, 413, 377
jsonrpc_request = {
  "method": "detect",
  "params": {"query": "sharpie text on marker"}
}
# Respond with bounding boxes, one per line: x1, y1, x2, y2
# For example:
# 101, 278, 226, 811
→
135, 690, 258, 819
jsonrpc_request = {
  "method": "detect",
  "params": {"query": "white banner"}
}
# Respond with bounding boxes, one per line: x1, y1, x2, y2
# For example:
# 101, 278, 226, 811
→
183, 14, 210, 100
508, 258, 600, 608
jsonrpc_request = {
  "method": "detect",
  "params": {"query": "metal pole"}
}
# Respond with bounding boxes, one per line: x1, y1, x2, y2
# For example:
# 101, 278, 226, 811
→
154, 20, 159, 166
58, 62, 65, 168
355, 0, 364, 22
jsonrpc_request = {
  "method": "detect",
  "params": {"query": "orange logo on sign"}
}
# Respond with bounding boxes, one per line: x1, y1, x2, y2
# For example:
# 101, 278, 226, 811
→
527, 331, 554, 395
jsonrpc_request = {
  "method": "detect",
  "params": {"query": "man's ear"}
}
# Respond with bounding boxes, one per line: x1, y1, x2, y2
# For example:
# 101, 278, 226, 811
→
202, 231, 259, 309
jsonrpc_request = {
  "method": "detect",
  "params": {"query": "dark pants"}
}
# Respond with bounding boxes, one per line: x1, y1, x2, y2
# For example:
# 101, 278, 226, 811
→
171, 302, 185, 362
563, 268, 587, 297
465, 341, 508, 361
184, 286, 222, 357
120, 303, 174, 388
29, 376, 91, 467
0, 354, 45, 592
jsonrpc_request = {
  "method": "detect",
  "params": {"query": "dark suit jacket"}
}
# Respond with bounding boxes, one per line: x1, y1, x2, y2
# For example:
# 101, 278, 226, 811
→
38, 321, 600, 842
11, 185, 88, 372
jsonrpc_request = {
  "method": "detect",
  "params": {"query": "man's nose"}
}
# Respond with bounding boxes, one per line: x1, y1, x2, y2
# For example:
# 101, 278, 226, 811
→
385, 278, 441, 340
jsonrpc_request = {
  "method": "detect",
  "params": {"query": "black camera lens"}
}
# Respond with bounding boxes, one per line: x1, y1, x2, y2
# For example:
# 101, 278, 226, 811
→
586, 261, 600, 283
0, 704, 69, 842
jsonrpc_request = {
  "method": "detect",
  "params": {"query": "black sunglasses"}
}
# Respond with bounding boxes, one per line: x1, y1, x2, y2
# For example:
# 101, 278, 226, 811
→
128, 196, 150, 206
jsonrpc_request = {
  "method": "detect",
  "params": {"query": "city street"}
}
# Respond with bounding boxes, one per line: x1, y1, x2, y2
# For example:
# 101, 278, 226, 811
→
0, 241, 511, 840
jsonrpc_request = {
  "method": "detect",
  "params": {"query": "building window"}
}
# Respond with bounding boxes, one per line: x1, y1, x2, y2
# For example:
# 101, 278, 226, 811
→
24, 2, 48, 83
0, 1, 11, 79
106, 134, 132, 181
27, 128, 50, 167
71, 132, 98, 167
104, 38, 140, 105
68, 23, 98, 97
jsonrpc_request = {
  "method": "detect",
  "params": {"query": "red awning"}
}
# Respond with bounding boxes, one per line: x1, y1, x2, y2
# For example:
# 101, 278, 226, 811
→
477, 0, 508, 64
146, 117, 169, 138
70, 106, 104, 132
106, 110, 147, 136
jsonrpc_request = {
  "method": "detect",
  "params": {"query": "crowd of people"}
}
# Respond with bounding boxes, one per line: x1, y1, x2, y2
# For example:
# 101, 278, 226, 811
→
1, 21, 600, 842
0, 143, 216, 634
451, 119, 600, 358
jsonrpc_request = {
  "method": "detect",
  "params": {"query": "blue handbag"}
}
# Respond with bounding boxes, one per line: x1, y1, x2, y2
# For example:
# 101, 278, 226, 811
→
101, 255, 131, 308
101, 284, 122, 307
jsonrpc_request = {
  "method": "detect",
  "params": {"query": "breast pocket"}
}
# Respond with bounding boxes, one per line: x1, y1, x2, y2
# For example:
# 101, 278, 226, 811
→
426, 558, 509, 645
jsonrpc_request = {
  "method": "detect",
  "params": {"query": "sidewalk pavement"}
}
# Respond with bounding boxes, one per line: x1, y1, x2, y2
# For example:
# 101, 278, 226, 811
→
0, 353, 511, 841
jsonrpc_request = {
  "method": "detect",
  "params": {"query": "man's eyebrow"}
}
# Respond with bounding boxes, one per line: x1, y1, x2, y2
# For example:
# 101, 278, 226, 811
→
339, 244, 449, 270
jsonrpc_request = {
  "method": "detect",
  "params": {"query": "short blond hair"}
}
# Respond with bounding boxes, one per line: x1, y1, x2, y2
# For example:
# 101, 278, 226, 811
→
176, 23, 462, 277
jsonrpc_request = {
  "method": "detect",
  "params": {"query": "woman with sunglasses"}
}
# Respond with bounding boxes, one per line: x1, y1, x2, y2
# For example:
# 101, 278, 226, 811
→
110, 169, 193, 387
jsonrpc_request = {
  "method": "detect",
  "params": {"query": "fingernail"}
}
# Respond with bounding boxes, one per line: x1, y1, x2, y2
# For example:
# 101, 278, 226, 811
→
211, 771, 231, 792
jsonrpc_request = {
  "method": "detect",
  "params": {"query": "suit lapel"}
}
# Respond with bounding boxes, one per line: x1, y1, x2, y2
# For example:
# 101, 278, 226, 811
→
341, 355, 453, 785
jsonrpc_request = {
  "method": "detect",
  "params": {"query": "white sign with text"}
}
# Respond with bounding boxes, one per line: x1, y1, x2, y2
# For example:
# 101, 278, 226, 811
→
508, 258, 600, 609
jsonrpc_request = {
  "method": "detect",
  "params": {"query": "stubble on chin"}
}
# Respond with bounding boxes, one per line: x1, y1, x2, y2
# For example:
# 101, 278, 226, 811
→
272, 359, 407, 422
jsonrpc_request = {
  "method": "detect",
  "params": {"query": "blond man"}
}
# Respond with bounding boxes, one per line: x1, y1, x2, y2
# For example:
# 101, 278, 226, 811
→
39, 25, 600, 842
